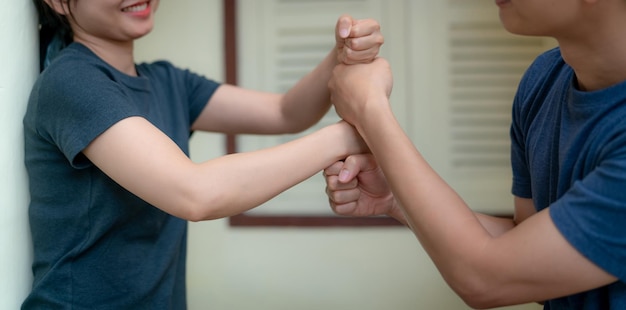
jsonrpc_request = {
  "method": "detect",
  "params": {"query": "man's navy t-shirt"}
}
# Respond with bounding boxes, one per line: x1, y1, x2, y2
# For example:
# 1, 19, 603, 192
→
511, 47, 626, 309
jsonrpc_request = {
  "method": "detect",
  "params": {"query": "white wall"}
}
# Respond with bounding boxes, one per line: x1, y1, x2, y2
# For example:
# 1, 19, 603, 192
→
135, 1, 542, 310
0, 0, 38, 308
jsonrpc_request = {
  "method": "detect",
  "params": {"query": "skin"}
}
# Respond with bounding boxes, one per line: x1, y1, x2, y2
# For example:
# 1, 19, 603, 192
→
41, 0, 384, 220
324, 0, 626, 308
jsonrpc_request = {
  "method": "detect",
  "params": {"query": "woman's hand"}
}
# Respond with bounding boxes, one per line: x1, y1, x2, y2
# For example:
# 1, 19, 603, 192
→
334, 15, 384, 65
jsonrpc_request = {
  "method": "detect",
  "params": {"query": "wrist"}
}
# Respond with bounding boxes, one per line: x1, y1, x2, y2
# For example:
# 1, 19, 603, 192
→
330, 121, 362, 157
354, 95, 393, 134
387, 199, 408, 225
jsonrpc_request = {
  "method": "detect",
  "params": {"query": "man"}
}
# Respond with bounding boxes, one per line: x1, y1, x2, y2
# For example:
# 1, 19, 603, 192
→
324, 0, 626, 308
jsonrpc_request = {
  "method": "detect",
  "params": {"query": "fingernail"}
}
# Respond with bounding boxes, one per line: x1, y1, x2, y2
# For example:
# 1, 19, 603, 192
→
340, 29, 349, 38
339, 169, 350, 182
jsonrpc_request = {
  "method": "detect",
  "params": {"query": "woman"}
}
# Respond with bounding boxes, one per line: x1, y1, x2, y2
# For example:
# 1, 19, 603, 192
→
23, 0, 382, 308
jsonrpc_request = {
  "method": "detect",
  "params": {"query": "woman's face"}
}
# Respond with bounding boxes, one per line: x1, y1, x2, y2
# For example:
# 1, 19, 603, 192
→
60, 0, 160, 43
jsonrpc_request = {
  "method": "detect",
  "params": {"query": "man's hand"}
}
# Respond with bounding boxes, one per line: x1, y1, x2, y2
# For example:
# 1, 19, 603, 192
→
328, 57, 393, 126
324, 154, 396, 217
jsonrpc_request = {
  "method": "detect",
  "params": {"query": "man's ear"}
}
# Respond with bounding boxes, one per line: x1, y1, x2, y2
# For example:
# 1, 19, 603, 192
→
43, 0, 70, 16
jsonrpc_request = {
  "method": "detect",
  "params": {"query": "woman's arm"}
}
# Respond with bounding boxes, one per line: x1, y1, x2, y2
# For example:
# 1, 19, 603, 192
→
191, 15, 383, 135
84, 117, 365, 221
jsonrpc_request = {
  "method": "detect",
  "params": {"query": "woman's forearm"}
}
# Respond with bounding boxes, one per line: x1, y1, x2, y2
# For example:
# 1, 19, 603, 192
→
185, 122, 359, 220
279, 50, 338, 132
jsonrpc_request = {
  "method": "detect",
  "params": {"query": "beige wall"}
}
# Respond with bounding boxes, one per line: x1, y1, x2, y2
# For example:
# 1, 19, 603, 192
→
135, 1, 542, 310
0, 1, 541, 309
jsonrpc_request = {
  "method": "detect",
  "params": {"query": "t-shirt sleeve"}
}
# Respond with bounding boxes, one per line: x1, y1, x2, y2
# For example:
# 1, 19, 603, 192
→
510, 48, 563, 199
181, 67, 220, 125
510, 99, 532, 198
510, 68, 534, 199
34, 64, 142, 168
550, 137, 626, 282
150, 61, 220, 127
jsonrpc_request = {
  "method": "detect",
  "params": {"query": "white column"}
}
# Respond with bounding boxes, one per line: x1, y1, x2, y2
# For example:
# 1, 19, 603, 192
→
0, 0, 38, 308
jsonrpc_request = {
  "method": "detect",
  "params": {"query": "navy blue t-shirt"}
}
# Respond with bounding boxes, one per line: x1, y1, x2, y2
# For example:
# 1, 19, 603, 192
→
22, 43, 220, 309
511, 47, 626, 309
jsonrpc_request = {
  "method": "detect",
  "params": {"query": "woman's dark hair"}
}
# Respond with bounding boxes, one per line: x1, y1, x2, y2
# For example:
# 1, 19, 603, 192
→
33, 0, 74, 71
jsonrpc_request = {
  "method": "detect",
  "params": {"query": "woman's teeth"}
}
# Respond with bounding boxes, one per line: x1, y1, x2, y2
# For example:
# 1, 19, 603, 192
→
122, 3, 148, 12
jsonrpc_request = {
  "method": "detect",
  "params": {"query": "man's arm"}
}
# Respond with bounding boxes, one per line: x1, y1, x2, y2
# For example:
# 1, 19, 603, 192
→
328, 58, 617, 309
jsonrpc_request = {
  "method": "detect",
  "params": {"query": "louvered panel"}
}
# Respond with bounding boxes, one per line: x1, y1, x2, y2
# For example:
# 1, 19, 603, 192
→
275, 0, 370, 14
447, 13, 544, 170
274, 27, 332, 93
239, 0, 382, 146
236, 0, 547, 216
271, 0, 370, 87
236, 0, 388, 215
269, 0, 375, 144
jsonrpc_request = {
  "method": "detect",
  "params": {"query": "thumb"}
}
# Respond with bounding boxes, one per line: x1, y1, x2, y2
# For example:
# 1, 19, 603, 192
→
336, 14, 353, 39
338, 154, 377, 183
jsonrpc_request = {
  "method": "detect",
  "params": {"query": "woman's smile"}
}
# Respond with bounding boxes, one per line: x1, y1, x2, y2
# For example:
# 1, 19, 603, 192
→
121, 1, 152, 18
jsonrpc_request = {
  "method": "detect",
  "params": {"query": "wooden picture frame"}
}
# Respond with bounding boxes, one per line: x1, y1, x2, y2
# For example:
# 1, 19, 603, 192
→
223, 0, 402, 227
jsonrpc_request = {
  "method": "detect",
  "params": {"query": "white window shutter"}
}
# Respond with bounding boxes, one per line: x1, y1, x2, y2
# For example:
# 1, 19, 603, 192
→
410, 0, 547, 213
237, 0, 394, 216
236, 0, 548, 216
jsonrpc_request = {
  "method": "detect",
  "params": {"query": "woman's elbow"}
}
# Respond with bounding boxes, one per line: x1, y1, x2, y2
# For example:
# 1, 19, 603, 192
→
182, 205, 215, 222
171, 188, 227, 222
